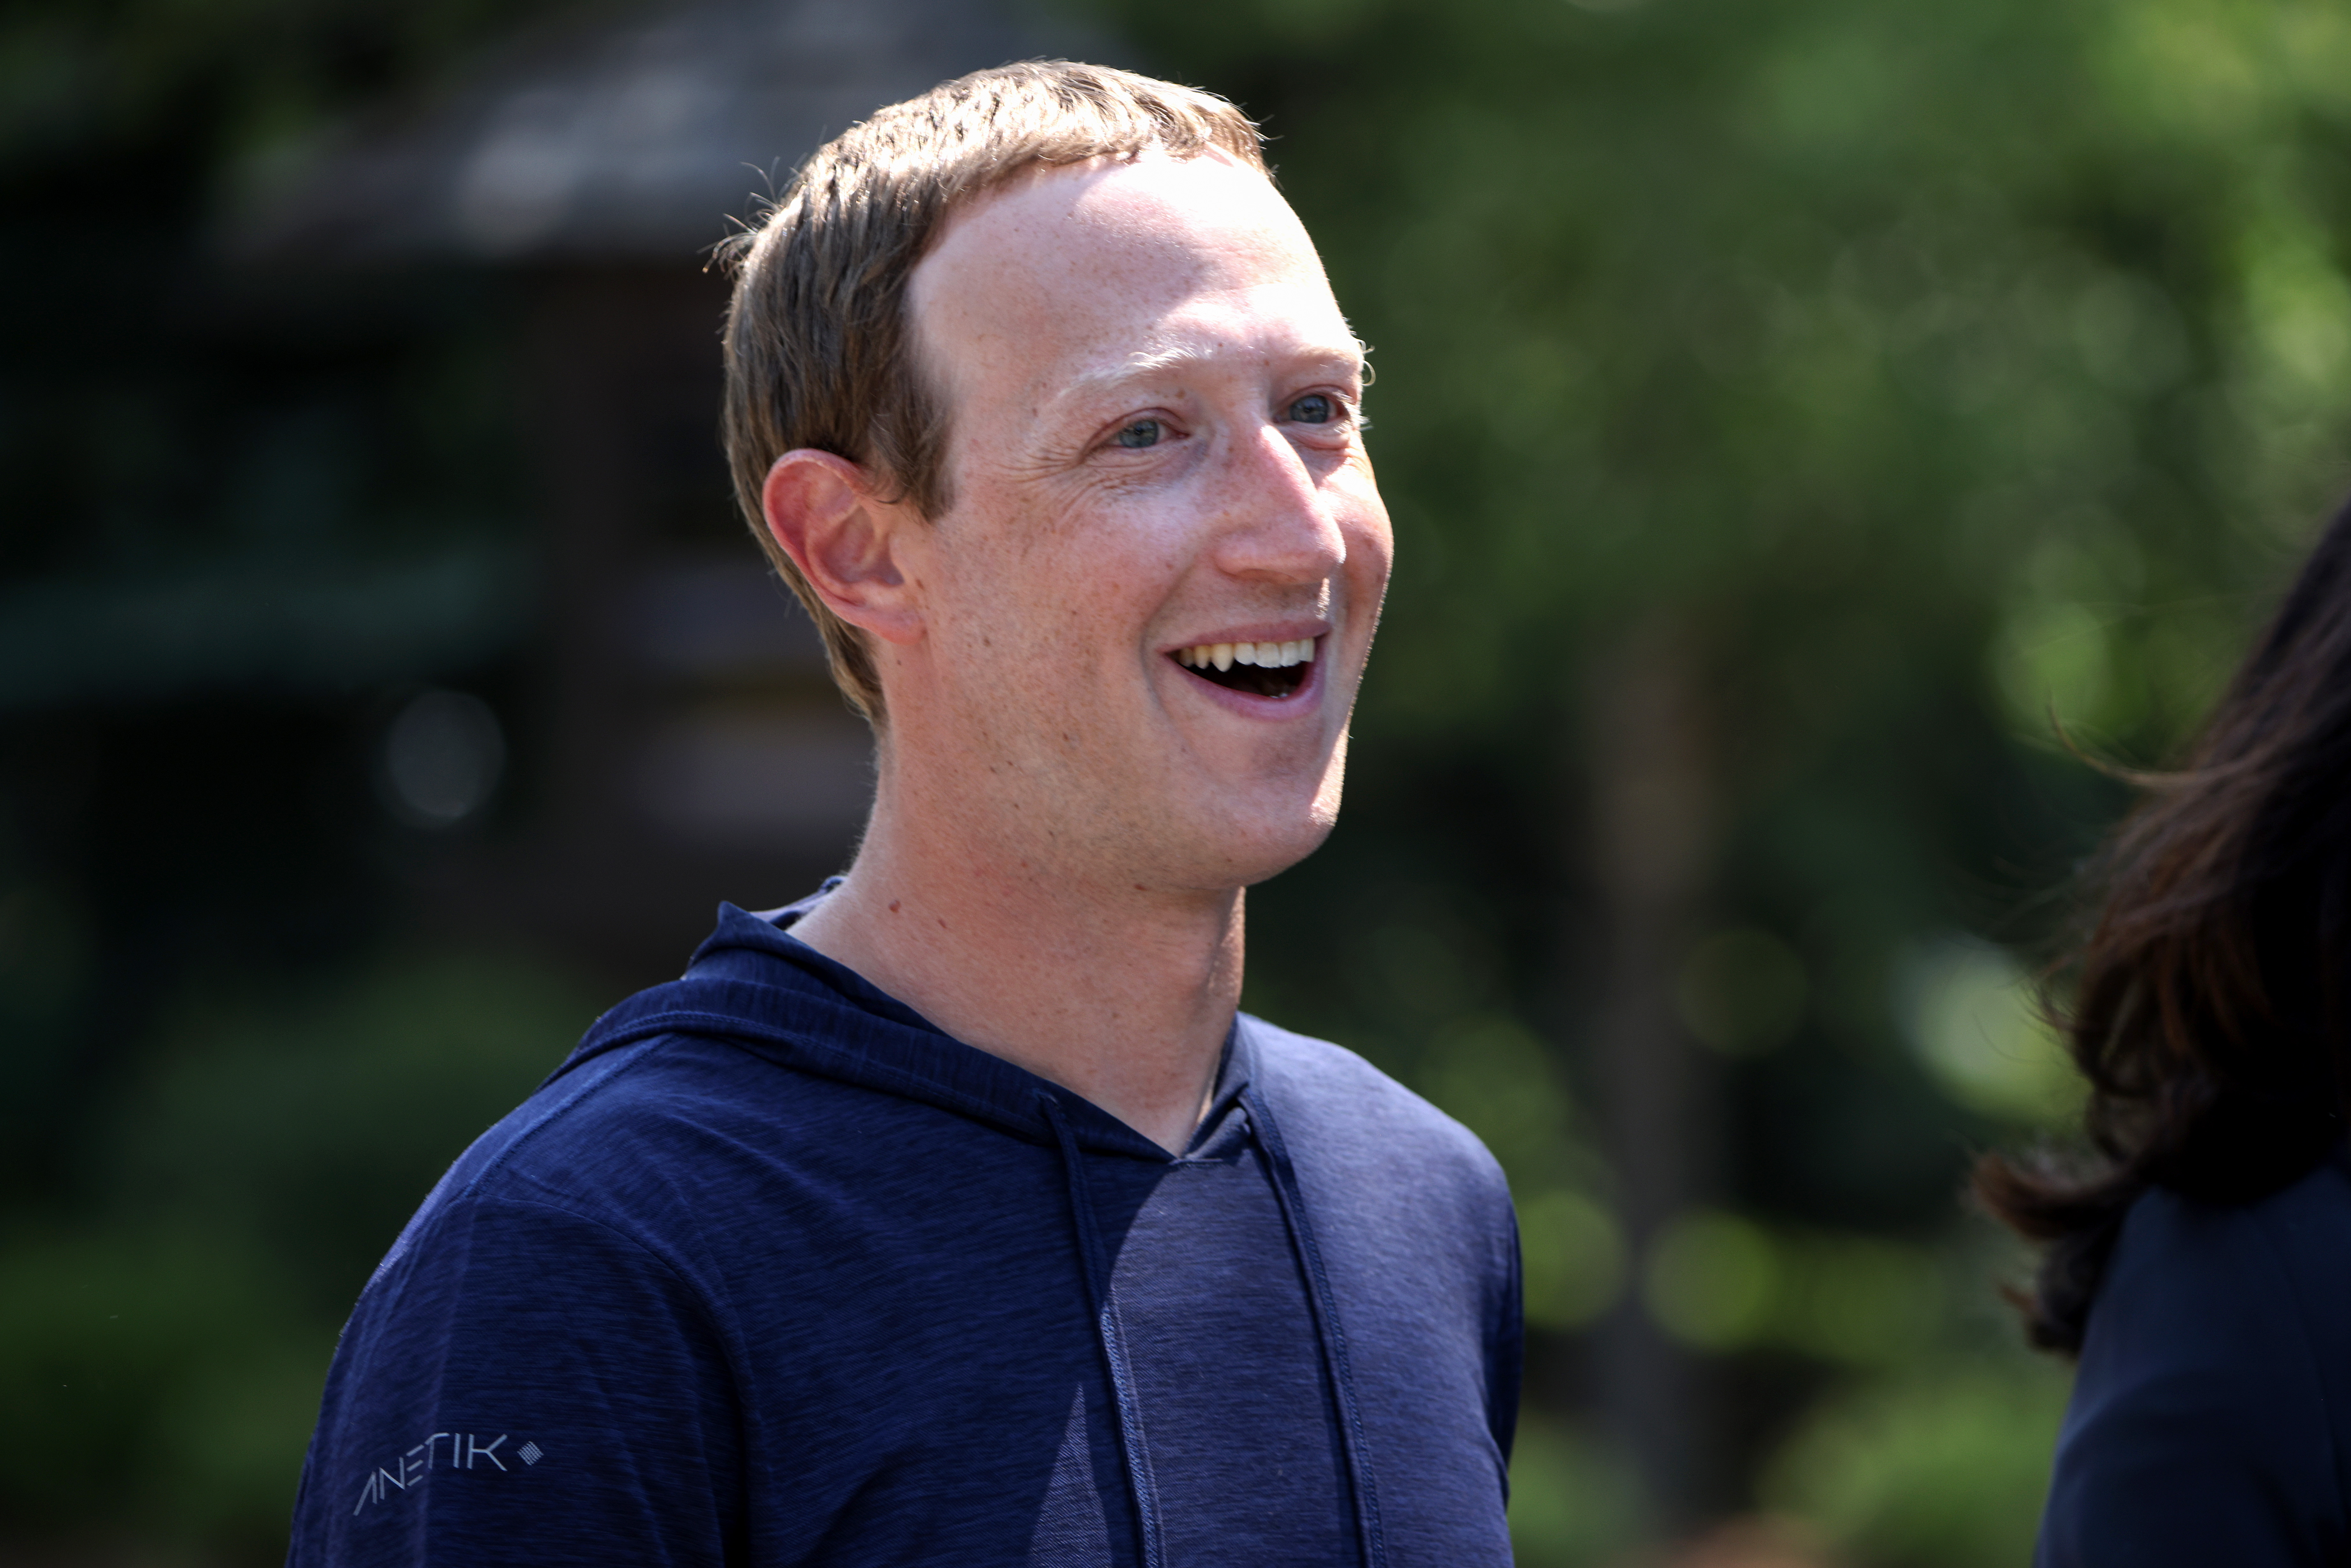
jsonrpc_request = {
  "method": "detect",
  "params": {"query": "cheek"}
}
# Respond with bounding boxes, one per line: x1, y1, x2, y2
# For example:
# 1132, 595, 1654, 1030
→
939, 470, 1202, 659
1345, 506, 1396, 598
940, 536, 1144, 676
1043, 512, 1196, 629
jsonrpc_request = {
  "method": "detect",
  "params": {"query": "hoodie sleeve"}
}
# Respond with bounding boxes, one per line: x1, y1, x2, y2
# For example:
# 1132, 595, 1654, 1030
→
287, 1194, 742, 1568
1488, 1206, 1524, 1469
2035, 1187, 2347, 1568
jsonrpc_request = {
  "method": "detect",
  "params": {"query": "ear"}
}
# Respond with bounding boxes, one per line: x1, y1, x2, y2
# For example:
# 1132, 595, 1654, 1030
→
760, 449, 925, 646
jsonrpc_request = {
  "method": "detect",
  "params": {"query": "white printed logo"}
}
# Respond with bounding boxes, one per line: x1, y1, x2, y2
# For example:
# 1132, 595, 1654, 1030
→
352, 1432, 541, 1514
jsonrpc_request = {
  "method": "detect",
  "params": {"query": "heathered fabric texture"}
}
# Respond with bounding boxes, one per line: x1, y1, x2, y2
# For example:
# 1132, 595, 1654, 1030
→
2037, 1143, 2351, 1566
287, 900, 1522, 1566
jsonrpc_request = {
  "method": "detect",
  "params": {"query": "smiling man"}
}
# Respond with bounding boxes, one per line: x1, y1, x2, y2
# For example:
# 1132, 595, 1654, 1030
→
289, 63, 1519, 1568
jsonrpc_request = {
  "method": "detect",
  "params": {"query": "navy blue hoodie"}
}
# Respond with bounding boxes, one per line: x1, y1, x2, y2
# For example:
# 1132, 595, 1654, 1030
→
287, 901, 1522, 1566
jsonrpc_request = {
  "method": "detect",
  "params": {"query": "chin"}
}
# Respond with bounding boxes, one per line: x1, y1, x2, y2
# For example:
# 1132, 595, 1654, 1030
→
1112, 753, 1347, 890
1194, 797, 1343, 890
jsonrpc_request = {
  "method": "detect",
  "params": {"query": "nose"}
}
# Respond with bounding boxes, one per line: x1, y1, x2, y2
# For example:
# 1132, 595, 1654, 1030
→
1205, 420, 1349, 587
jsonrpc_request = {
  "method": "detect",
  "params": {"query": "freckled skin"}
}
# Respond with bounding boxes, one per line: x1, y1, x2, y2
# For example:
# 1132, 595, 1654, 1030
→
889, 152, 1390, 890
764, 151, 1393, 1150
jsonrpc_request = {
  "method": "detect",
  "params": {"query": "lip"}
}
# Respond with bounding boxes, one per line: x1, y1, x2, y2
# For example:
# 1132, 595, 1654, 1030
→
1158, 621, 1331, 655
1159, 625, 1332, 720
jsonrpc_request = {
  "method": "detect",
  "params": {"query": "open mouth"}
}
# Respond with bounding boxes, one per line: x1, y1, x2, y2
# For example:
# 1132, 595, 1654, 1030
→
1172, 637, 1317, 699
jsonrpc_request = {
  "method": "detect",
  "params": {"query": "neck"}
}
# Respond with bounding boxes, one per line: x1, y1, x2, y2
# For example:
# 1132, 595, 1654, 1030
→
787, 769, 1245, 1155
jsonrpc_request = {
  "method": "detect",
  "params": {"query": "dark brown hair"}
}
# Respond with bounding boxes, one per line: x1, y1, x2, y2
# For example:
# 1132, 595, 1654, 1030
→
715, 61, 1265, 723
1978, 497, 2351, 1353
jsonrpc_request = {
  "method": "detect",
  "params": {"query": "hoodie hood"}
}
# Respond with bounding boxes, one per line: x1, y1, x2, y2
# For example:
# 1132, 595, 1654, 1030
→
554, 900, 1249, 1164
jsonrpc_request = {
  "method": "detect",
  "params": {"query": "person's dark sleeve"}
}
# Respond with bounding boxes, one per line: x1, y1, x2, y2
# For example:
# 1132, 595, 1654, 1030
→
2036, 1189, 2348, 1567
287, 1194, 744, 1567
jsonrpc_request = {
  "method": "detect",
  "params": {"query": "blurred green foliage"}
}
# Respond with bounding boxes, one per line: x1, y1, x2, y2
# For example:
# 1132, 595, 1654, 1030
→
1763, 1360, 2072, 1568
0, 954, 592, 1551
1509, 1415, 1651, 1565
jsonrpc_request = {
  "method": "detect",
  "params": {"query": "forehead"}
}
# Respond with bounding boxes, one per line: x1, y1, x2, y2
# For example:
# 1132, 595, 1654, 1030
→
906, 152, 1355, 409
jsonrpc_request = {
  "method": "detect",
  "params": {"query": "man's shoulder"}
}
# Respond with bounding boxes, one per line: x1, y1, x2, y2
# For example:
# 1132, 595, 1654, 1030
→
1239, 1013, 1510, 1206
450, 1032, 751, 1178
381, 1029, 847, 1268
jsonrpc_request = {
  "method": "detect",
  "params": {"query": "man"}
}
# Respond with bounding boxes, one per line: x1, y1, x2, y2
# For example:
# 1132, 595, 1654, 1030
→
289, 62, 1519, 1566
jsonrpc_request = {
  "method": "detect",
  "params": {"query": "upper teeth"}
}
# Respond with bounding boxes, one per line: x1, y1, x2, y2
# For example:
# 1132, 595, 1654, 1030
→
1176, 639, 1317, 671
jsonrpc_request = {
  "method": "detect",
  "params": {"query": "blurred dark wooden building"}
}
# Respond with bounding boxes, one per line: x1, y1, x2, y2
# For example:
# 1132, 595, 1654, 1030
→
228, 0, 1119, 984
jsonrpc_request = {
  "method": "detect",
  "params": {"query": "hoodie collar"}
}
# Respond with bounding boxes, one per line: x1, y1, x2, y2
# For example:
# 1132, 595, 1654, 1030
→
556, 899, 1253, 1163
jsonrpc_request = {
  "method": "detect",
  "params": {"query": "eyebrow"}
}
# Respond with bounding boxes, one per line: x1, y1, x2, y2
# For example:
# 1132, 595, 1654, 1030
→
1057, 341, 1370, 405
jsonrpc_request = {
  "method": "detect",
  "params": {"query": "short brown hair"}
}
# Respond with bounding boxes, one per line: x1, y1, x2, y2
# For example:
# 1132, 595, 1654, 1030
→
717, 61, 1266, 723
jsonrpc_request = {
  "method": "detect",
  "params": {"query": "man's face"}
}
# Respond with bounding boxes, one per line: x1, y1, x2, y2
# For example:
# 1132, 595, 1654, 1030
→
894, 149, 1392, 894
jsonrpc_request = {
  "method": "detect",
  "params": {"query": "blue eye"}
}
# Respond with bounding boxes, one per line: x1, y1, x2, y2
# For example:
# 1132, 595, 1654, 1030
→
1113, 419, 1164, 449
1287, 393, 1337, 425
